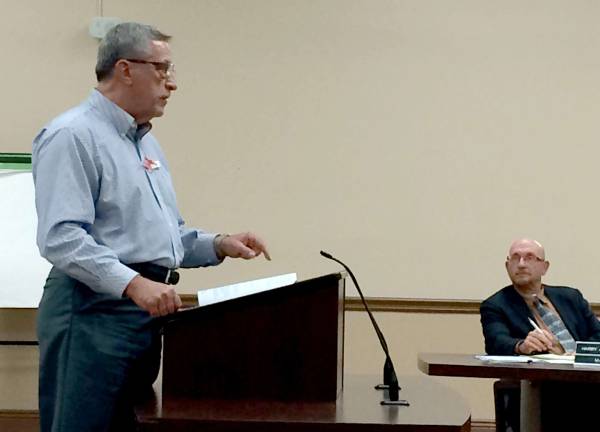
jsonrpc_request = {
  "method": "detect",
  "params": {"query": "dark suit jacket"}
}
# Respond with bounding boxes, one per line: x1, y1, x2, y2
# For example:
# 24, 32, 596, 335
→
480, 285, 600, 355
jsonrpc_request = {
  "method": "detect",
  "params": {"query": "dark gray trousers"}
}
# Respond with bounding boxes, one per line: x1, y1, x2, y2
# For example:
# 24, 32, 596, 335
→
37, 267, 161, 432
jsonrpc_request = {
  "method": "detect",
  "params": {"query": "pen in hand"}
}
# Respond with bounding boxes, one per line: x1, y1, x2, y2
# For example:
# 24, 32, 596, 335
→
527, 317, 555, 352
528, 317, 543, 333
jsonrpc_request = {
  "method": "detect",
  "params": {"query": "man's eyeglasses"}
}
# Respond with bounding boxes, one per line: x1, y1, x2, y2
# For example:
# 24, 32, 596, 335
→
125, 59, 176, 80
506, 253, 545, 264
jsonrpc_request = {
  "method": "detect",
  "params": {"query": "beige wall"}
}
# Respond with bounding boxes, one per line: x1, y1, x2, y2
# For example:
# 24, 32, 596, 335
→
3, 1, 600, 299
2, 0, 598, 422
345, 311, 495, 419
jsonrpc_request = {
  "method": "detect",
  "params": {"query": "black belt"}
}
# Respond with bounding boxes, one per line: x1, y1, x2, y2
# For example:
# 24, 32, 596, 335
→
126, 262, 180, 285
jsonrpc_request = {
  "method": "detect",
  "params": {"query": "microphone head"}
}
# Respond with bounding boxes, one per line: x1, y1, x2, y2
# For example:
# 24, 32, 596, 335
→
320, 250, 333, 259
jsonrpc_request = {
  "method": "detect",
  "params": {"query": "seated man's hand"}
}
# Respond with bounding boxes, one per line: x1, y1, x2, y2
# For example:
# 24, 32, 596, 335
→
124, 275, 182, 317
215, 232, 271, 261
518, 329, 556, 354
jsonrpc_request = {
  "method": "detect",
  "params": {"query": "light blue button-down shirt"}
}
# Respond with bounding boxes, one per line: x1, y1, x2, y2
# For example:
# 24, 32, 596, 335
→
32, 90, 220, 298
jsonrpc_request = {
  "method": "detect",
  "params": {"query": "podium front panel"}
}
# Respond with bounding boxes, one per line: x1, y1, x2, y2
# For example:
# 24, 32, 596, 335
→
162, 273, 345, 402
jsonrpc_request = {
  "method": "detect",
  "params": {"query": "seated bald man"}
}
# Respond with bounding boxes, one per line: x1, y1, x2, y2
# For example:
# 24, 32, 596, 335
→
480, 238, 600, 432
481, 238, 600, 356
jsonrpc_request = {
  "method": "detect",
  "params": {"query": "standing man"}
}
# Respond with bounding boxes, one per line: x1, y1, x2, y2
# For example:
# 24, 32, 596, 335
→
480, 238, 600, 355
33, 22, 270, 432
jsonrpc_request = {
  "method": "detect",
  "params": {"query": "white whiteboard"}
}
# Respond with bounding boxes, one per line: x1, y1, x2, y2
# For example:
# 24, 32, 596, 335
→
0, 170, 50, 307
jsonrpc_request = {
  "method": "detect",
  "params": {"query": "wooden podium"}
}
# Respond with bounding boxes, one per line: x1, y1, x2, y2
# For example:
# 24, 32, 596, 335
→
135, 274, 471, 431
161, 272, 345, 402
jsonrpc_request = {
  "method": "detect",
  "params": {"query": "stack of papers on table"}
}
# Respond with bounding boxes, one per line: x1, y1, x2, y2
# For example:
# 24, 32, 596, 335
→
475, 354, 574, 364
476, 355, 540, 363
530, 353, 575, 364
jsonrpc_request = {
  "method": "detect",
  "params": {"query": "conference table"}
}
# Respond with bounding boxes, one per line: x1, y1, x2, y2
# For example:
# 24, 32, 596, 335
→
418, 352, 600, 432
135, 374, 471, 431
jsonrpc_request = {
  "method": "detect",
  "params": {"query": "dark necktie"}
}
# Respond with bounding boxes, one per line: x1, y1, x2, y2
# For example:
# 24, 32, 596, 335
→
532, 295, 576, 353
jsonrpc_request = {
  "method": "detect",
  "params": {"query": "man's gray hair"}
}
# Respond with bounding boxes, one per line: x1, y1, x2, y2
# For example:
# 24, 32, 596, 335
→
95, 22, 170, 82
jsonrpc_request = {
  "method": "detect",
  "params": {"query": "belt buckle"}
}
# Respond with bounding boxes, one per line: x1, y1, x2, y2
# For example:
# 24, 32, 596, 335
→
164, 269, 180, 285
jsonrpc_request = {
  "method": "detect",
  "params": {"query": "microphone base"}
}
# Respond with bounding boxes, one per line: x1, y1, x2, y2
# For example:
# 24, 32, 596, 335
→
375, 383, 402, 390
380, 399, 410, 406
375, 384, 409, 406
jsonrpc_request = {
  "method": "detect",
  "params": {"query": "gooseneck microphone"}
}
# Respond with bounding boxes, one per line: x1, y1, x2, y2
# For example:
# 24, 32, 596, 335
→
320, 250, 408, 406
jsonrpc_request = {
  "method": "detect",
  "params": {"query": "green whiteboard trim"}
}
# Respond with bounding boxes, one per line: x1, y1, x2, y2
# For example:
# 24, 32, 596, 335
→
0, 153, 32, 170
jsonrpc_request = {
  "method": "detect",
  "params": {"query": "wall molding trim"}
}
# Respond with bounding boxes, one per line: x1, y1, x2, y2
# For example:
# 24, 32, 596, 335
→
182, 295, 483, 314
7, 296, 600, 315
0, 410, 37, 418
181, 295, 480, 313
344, 297, 482, 314
183, 294, 600, 315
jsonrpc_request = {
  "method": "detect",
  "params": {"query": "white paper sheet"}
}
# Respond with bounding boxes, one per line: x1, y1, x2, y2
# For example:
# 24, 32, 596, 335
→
476, 354, 575, 364
530, 353, 575, 364
197, 273, 297, 307
475, 355, 541, 363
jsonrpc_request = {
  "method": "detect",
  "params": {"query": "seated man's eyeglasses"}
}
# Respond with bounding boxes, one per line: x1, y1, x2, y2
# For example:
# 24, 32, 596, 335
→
506, 253, 544, 264
124, 59, 176, 80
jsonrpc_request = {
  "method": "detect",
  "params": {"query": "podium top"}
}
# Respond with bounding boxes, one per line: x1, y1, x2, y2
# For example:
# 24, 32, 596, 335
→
167, 272, 345, 322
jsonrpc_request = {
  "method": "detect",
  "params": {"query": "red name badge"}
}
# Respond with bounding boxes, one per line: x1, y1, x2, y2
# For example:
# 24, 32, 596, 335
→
143, 156, 161, 171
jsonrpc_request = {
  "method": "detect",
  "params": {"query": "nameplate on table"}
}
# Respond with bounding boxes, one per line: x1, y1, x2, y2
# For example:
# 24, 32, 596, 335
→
574, 341, 600, 366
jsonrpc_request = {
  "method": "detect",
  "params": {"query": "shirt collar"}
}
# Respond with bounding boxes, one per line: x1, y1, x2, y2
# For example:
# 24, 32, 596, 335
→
88, 89, 153, 141
514, 284, 547, 307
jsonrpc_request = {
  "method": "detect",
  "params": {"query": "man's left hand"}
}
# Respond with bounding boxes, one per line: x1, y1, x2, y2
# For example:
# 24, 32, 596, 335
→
215, 232, 271, 261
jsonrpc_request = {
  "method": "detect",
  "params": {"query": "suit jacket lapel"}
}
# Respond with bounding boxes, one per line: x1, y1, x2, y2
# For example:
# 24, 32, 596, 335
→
505, 286, 537, 336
